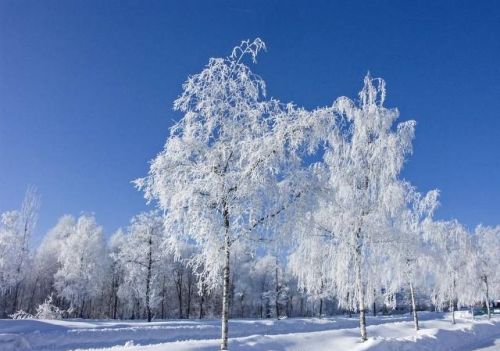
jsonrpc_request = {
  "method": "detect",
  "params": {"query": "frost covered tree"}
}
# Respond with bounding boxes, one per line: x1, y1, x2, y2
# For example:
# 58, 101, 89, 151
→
387, 183, 439, 330
472, 225, 500, 319
329, 75, 416, 340
0, 211, 21, 296
30, 215, 74, 312
135, 38, 320, 350
290, 75, 416, 341
0, 186, 40, 314
249, 254, 278, 319
288, 235, 332, 317
54, 215, 107, 317
116, 211, 164, 322
427, 220, 472, 324
108, 229, 125, 319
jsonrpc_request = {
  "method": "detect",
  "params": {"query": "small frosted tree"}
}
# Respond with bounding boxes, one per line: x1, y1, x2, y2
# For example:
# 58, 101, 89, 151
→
427, 220, 472, 324
117, 211, 165, 322
0, 186, 40, 313
35, 295, 64, 320
472, 225, 500, 319
136, 39, 318, 350
31, 215, 74, 312
0, 211, 21, 294
388, 183, 439, 330
108, 229, 126, 319
54, 215, 107, 317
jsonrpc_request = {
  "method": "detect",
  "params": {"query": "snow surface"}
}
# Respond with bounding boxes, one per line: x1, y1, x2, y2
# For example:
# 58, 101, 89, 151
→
0, 312, 498, 351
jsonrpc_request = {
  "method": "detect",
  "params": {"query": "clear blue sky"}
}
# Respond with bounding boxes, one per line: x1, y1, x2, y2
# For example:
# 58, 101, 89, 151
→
1, 0, 499, 244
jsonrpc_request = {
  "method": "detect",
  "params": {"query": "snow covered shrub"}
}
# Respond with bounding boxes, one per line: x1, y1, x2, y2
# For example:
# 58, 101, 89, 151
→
9, 310, 34, 319
35, 295, 63, 319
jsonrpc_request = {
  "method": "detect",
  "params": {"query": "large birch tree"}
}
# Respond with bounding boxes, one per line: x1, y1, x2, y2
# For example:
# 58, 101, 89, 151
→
136, 39, 317, 350
290, 75, 416, 341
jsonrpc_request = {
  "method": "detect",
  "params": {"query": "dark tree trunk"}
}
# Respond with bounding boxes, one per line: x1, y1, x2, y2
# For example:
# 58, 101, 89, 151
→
221, 200, 231, 350
145, 232, 153, 322
186, 272, 193, 319
161, 275, 166, 319
113, 292, 118, 319
275, 264, 280, 319
483, 276, 491, 320
199, 286, 205, 319
450, 299, 456, 324
80, 299, 85, 318
175, 267, 184, 319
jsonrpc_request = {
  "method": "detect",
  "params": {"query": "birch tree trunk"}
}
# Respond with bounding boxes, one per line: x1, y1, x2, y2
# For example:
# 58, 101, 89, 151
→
221, 202, 231, 351
355, 227, 367, 341
145, 232, 153, 322
355, 248, 367, 341
275, 263, 280, 319
409, 281, 419, 330
450, 299, 456, 324
484, 276, 491, 320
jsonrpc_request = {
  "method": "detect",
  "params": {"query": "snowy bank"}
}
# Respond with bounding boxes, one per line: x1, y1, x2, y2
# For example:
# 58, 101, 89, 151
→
0, 313, 498, 351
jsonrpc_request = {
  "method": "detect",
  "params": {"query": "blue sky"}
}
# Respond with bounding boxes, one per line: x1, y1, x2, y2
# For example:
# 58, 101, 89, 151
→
1, 0, 499, 243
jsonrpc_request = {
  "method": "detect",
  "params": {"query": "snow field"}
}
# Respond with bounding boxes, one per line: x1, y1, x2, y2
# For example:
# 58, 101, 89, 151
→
1, 313, 498, 351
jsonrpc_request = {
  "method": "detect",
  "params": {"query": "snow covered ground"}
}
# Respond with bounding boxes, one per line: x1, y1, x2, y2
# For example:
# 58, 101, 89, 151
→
0, 312, 498, 351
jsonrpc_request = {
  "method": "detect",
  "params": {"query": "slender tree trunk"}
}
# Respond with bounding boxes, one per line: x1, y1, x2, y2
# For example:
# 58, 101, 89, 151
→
357, 272, 367, 341
260, 296, 263, 318
450, 299, 456, 324
346, 292, 352, 318
145, 233, 153, 322
199, 283, 205, 319
355, 229, 367, 341
483, 276, 491, 320
113, 292, 118, 319
186, 273, 193, 319
275, 263, 280, 319
80, 299, 85, 318
319, 298, 323, 318
175, 268, 184, 319
286, 296, 292, 318
470, 305, 475, 320
221, 202, 231, 351
409, 281, 419, 331
136, 299, 140, 320
161, 275, 166, 319
240, 294, 245, 317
